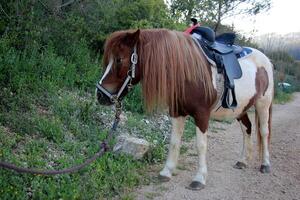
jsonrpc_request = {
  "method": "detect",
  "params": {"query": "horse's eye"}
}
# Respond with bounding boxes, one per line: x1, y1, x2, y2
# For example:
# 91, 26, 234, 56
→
116, 58, 122, 65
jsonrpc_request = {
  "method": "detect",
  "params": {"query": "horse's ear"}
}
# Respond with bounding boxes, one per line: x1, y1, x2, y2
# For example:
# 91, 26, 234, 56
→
124, 29, 140, 46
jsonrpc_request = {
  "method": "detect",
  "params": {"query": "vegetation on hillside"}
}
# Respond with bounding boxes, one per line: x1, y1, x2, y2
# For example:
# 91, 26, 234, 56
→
0, 0, 299, 199
0, 1, 185, 199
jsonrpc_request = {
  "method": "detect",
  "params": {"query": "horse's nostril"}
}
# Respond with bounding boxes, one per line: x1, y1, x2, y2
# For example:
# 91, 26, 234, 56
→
96, 89, 103, 99
98, 91, 103, 98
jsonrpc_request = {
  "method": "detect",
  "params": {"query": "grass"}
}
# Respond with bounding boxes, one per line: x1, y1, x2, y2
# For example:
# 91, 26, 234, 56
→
0, 40, 170, 198
0, 37, 161, 199
0, 91, 149, 199
182, 117, 197, 141
274, 90, 294, 104
0, 83, 200, 199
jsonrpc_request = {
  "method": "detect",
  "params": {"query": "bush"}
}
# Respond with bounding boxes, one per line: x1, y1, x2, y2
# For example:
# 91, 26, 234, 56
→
123, 85, 144, 113
274, 90, 293, 104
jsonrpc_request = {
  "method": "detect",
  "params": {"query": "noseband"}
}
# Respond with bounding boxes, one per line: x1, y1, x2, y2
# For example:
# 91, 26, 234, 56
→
96, 45, 138, 102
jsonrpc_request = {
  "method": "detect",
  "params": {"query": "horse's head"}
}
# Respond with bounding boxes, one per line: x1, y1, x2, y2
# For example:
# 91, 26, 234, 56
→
96, 30, 141, 105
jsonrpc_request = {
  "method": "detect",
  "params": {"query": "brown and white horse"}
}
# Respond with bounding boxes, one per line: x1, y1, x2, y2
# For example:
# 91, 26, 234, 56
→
96, 29, 273, 190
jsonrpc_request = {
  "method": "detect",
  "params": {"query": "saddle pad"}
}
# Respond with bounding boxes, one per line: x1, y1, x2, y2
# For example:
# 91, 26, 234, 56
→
236, 47, 253, 58
211, 70, 225, 110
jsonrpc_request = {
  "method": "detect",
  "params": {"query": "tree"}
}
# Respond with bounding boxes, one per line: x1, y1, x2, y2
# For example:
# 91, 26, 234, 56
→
169, 0, 271, 31
169, 0, 201, 25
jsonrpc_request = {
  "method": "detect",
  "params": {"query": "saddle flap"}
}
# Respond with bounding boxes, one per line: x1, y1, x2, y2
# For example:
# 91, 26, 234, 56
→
210, 42, 233, 54
222, 53, 242, 81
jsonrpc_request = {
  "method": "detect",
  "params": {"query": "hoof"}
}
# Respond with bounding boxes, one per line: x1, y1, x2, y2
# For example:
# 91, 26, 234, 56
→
186, 181, 205, 191
260, 165, 271, 173
233, 161, 247, 169
158, 174, 171, 182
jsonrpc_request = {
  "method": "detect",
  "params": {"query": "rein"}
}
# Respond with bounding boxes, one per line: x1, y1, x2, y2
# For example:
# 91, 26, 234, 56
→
0, 100, 122, 175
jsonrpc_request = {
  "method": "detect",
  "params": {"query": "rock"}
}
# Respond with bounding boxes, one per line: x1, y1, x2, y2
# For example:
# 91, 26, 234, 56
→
143, 119, 150, 124
119, 113, 127, 125
163, 115, 169, 121
113, 135, 150, 159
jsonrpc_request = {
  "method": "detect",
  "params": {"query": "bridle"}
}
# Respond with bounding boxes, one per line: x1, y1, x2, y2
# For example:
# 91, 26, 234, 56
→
96, 45, 138, 103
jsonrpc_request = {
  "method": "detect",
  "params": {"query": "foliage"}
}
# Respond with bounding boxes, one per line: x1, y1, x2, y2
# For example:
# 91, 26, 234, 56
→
169, 0, 202, 24
274, 90, 293, 104
0, 0, 176, 54
268, 51, 300, 91
267, 50, 300, 104
123, 85, 145, 114
169, 0, 271, 31
0, 89, 146, 199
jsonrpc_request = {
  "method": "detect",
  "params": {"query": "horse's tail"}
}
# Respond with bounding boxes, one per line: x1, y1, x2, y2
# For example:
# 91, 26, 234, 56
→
256, 103, 272, 159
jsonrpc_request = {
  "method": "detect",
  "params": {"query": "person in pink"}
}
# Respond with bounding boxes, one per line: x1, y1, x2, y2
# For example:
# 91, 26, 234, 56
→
184, 18, 200, 34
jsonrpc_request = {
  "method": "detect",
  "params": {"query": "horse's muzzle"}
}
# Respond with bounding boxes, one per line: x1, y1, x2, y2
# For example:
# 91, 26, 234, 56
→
96, 88, 114, 106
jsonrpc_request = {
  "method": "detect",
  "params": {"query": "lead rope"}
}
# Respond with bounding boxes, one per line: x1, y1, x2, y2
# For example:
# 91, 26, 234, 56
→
0, 101, 122, 175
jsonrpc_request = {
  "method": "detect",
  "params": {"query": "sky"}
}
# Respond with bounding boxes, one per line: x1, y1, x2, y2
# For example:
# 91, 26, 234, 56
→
223, 0, 300, 36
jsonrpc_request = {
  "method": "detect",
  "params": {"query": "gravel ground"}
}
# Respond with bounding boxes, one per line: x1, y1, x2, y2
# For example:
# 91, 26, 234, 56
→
133, 93, 300, 200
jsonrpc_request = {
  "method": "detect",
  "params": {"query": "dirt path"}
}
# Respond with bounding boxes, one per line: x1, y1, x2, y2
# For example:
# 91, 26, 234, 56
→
134, 93, 300, 200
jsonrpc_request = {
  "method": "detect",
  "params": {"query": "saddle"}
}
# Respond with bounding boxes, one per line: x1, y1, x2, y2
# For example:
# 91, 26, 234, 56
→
190, 26, 245, 109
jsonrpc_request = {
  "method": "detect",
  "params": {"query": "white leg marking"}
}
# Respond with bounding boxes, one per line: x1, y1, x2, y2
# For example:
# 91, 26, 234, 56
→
193, 127, 207, 184
256, 103, 271, 166
99, 58, 113, 84
238, 122, 253, 164
160, 117, 186, 178
260, 122, 270, 166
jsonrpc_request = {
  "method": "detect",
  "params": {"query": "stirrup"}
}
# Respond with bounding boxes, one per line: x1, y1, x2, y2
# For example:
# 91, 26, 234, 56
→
222, 87, 237, 109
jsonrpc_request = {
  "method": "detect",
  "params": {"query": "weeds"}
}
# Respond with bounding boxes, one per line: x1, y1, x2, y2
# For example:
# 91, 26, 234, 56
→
0, 36, 149, 199
274, 90, 293, 104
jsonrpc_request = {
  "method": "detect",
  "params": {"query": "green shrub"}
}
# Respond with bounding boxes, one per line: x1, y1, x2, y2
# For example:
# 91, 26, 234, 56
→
123, 85, 144, 113
274, 89, 293, 104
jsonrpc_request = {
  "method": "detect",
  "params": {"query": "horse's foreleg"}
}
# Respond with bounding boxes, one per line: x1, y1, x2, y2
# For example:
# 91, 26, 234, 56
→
235, 114, 253, 169
159, 116, 186, 181
187, 127, 207, 190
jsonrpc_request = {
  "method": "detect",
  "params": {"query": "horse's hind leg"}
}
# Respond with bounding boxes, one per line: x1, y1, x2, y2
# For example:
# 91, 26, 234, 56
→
159, 116, 186, 181
255, 100, 272, 173
234, 113, 253, 169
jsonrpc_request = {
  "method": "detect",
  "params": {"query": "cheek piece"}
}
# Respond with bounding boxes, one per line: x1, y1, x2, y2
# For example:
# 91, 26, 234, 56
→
96, 45, 138, 103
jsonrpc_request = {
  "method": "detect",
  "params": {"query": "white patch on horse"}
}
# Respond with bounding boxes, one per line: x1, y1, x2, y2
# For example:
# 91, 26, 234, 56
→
210, 58, 257, 120
256, 100, 272, 166
99, 58, 113, 84
238, 122, 253, 164
211, 66, 218, 90
193, 127, 207, 184
160, 117, 186, 178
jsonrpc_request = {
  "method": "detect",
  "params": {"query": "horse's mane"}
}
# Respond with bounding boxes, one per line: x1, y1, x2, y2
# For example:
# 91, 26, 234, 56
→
104, 29, 215, 112
139, 29, 214, 111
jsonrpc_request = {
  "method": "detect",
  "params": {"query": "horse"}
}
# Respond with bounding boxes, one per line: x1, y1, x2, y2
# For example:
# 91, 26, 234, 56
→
96, 29, 274, 190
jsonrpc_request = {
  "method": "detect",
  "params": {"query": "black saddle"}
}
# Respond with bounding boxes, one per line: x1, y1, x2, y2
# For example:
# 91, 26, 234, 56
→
191, 26, 243, 109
